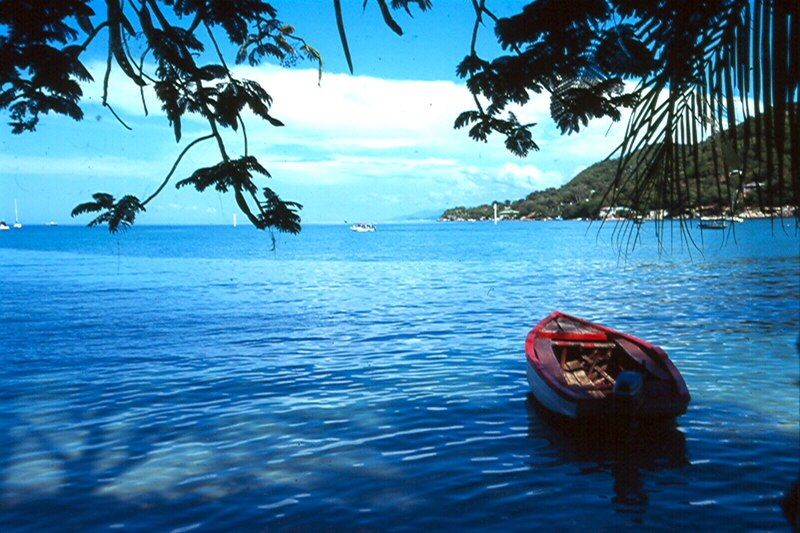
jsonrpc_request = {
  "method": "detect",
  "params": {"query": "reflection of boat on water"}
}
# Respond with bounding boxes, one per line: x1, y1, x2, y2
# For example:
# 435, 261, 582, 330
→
526, 394, 688, 465
525, 311, 690, 419
0, 221, 9, 231
525, 394, 688, 507
350, 223, 376, 232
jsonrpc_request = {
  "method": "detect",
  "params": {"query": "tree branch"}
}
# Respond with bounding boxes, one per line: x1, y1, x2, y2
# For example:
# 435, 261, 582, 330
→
142, 134, 215, 206
102, 45, 133, 130
77, 21, 109, 54
334, 0, 354, 74
204, 21, 232, 75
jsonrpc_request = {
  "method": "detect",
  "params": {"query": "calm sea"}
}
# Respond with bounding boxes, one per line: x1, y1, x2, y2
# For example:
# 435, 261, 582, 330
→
0, 220, 798, 531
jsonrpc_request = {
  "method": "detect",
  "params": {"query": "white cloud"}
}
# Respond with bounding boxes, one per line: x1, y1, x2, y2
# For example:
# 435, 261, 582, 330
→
323, 137, 422, 151
497, 162, 565, 189
0, 154, 162, 177
267, 155, 460, 186
69, 62, 635, 220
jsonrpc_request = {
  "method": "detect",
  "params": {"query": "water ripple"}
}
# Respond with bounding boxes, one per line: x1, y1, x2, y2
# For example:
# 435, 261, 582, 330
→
0, 222, 797, 530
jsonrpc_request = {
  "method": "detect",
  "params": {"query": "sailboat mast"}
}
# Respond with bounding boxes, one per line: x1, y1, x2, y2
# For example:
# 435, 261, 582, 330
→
12, 199, 22, 229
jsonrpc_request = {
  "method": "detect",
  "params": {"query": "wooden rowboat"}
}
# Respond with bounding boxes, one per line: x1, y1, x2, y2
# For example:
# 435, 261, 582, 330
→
525, 311, 690, 419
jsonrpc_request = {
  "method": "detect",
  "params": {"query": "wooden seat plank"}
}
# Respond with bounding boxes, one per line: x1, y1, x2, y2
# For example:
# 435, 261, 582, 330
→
572, 369, 593, 387
552, 341, 616, 349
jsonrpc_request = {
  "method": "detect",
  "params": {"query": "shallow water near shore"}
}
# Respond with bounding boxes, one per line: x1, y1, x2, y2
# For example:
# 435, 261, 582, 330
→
1, 220, 798, 530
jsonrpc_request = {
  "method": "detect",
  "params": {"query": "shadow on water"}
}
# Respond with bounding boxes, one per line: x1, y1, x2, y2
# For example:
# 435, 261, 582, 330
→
3, 365, 532, 530
0, 408, 179, 530
0, 412, 340, 531
0, 387, 796, 530
524, 394, 688, 514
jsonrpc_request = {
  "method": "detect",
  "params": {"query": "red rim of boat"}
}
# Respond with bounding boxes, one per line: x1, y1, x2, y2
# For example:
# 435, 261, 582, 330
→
525, 311, 689, 404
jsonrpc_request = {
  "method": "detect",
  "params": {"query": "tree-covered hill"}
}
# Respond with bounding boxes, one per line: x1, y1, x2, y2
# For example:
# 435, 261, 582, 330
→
442, 110, 795, 221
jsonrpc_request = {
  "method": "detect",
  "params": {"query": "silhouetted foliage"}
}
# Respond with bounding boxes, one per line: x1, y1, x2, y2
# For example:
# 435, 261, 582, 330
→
71, 192, 145, 232
0, 0, 427, 233
0, 0, 328, 232
5, 2, 795, 234
459, 0, 799, 219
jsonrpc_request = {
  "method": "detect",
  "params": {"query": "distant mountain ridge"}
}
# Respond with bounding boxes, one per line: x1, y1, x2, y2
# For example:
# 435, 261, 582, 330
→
441, 111, 794, 221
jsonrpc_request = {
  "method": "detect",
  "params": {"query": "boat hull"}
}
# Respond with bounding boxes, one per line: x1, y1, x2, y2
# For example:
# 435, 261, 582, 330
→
350, 223, 376, 232
526, 360, 688, 420
525, 312, 690, 420
526, 362, 577, 418
699, 222, 727, 229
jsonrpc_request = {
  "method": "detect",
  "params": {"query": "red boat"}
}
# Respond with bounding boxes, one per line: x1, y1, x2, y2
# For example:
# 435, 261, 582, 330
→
525, 311, 690, 419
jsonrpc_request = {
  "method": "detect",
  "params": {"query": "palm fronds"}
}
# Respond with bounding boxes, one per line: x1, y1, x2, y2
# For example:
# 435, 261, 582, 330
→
460, 0, 799, 235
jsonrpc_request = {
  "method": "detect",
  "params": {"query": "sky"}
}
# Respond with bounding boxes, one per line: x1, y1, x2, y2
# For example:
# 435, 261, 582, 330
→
0, 1, 632, 225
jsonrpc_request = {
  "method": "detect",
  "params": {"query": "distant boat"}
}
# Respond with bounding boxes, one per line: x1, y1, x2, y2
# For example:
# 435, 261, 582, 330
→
232, 213, 237, 228
698, 215, 728, 229
13, 200, 22, 229
525, 311, 690, 419
0, 221, 9, 231
46, 221, 58, 227
699, 219, 727, 230
350, 223, 376, 232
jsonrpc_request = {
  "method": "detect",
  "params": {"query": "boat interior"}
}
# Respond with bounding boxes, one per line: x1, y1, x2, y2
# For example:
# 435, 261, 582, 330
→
538, 317, 669, 398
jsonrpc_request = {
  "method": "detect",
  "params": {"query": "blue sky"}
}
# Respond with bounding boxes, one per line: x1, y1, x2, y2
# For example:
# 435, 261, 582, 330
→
0, 1, 632, 225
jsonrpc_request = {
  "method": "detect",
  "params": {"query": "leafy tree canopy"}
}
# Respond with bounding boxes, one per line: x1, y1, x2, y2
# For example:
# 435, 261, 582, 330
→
1, 1, 796, 233
457, 0, 798, 219
0, 0, 428, 232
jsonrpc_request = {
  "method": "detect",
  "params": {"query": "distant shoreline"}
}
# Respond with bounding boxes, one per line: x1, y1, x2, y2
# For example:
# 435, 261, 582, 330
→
438, 210, 796, 223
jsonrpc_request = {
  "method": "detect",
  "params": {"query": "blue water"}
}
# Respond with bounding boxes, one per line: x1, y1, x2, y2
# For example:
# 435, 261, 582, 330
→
0, 220, 798, 531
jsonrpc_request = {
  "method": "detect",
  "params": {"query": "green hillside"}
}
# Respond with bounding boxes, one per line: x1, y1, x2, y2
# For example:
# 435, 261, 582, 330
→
442, 111, 795, 221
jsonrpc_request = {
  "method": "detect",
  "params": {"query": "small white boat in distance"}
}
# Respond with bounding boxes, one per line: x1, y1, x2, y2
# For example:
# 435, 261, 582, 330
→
0, 221, 9, 231
350, 223, 376, 232
698, 218, 727, 230
46, 221, 58, 227
13, 200, 22, 229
